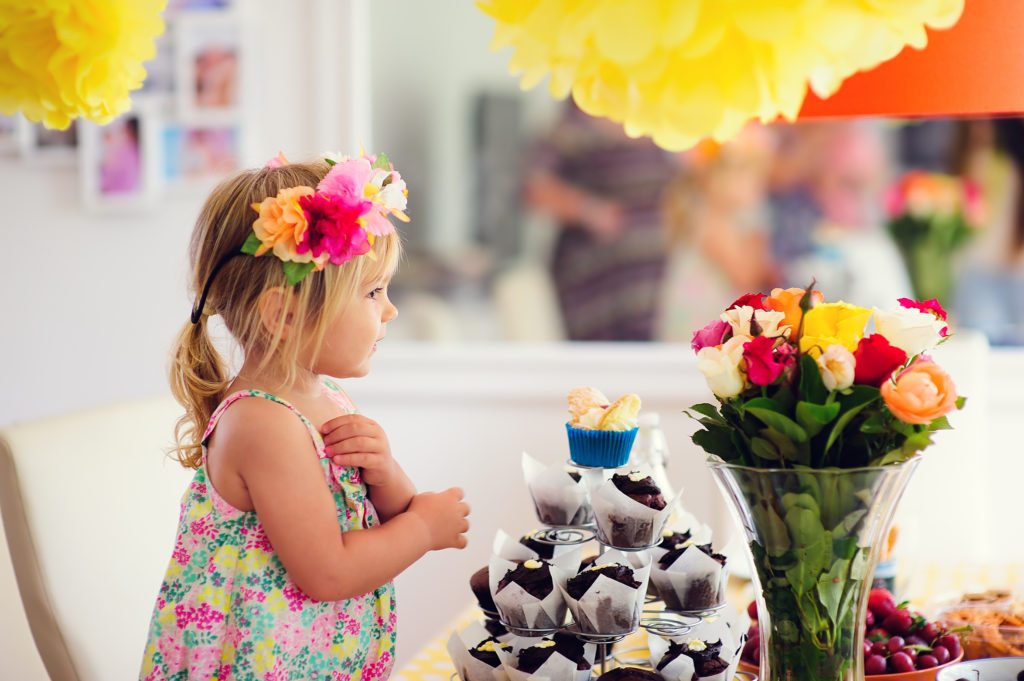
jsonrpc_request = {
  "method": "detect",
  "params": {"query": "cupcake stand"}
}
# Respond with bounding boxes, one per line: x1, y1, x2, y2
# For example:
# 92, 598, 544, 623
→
461, 455, 754, 681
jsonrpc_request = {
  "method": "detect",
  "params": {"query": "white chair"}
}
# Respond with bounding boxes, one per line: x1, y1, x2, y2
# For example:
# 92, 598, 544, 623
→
0, 397, 192, 681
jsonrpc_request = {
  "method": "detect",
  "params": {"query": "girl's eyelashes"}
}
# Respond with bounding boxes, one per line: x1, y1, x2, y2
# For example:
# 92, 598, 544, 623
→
367, 287, 385, 300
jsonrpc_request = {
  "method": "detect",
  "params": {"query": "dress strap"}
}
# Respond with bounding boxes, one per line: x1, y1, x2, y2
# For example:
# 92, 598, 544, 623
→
320, 376, 357, 413
201, 389, 326, 462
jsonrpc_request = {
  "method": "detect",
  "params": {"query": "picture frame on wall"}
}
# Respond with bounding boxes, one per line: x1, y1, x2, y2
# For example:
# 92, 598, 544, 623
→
162, 124, 241, 189
19, 119, 79, 164
174, 11, 242, 125
79, 106, 161, 212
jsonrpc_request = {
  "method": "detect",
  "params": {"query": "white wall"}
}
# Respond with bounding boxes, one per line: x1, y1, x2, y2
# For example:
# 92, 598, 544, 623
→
0, 0, 367, 428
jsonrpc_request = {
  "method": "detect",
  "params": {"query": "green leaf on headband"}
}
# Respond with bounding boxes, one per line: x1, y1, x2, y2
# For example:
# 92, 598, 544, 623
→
241, 232, 262, 255
282, 261, 315, 285
372, 152, 391, 170
325, 157, 337, 166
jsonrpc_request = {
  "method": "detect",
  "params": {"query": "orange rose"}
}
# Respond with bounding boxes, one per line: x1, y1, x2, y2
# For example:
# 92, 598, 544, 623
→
881, 360, 957, 425
251, 186, 316, 262
765, 287, 824, 338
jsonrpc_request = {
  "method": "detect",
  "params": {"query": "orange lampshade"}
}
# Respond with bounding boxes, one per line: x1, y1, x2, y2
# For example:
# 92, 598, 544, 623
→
798, 0, 1024, 119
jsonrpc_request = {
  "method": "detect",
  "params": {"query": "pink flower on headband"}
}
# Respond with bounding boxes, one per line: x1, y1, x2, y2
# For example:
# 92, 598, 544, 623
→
318, 155, 407, 236
318, 157, 375, 203
297, 193, 372, 265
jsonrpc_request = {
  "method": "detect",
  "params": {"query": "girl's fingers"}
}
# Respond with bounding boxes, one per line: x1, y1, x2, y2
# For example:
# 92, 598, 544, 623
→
330, 453, 376, 468
326, 436, 378, 454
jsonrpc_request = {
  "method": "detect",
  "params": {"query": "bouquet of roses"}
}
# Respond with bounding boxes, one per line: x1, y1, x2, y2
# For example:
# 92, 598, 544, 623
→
688, 287, 964, 469
688, 287, 966, 681
886, 171, 984, 303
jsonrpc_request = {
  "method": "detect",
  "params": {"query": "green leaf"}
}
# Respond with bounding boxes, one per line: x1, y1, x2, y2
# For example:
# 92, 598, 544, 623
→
787, 530, 832, 593
751, 436, 781, 461
785, 506, 824, 548
825, 387, 880, 454
748, 408, 809, 443
798, 354, 829, 404
688, 403, 726, 424
796, 400, 841, 438
859, 411, 888, 434
241, 232, 263, 256
929, 415, 953, 431
371, 152, 391, 170
956, 396, 967, 409
282, 261, 315, 285
831, 509, 867, 536
850, 547, 870, 581
762, 428, 803, 463
752, 502, 791, 557
691, 427, 737, 460
740, 397, 785, 413
817, 559, 850, 627
324, 157, 337, 166
782, 492, 820, 515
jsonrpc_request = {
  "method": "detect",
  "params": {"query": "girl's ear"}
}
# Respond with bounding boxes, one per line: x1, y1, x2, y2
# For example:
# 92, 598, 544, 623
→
257, 287, 295, 338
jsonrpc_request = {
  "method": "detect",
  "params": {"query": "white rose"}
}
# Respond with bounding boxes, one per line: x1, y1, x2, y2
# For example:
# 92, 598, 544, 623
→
721, 306, 791, 340
378, 176, 408, 211
817, 345, 855, 391
873, 307, 946, 358
697, 336, 748, 399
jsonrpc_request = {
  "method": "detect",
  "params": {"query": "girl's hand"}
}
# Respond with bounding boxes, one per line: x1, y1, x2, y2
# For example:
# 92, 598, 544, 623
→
321, 414, 397, 487
408, 488, 470, 550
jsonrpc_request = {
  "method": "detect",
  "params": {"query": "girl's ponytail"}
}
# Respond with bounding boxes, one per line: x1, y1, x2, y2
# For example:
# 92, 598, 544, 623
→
169, 317, 228, 469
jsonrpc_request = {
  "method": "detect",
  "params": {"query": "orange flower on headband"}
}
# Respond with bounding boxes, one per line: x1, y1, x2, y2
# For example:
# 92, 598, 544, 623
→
250, 186, 320, 265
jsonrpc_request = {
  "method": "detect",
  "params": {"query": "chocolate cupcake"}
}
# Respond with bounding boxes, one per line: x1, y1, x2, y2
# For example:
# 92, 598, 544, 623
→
497, 559, 554, 600
656, 639, 730, 678
482, 618, 508, 639
565, 563, 641, 600
611, 472, 666, 510
519, 534, 556, 560
468, 637, 511, 668
592, 471, 671, 548
658, 529, 692, 551
653, 543, 728, 612
471, 566, 497, 613
595, 667, 663, 681
517, 633, 591, 673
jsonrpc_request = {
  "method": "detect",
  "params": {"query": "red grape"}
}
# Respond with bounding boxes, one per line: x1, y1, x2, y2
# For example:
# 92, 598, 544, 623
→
905, 635, 927, 647
901, 647, 918, 662
883, 610, 913, 636
889, 652, 914, 673
869, 588, 897, 619
742, 637, 759, 663
917, 654, 939, 669
887, 637, 906, 654
863, 641, 873, 657
932, 645, 951, 664
937, 634, 962, 658
865, 655, 887, 675
920, 622, 940, 642
867, 627, 891, 642
870, 642, 887, 657
748, 601, 758, 620
865, 610, 875, 628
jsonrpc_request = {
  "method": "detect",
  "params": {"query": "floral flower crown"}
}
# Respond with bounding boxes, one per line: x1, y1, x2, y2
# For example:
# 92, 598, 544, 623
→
189, 151, 407, 324
243, 150, 409, 285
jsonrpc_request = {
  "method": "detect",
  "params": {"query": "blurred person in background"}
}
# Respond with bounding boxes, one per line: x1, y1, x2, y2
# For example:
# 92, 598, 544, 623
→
524, 101, 679, 341
656, 125, 778, 342
770, 120, 912, 308
954, 118, 1024, 344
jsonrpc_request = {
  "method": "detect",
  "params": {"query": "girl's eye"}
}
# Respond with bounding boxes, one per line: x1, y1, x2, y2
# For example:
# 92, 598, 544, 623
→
367, 287, 384, 300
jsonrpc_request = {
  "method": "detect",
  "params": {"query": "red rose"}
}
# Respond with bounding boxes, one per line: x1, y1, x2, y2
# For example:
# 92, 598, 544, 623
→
853, 334, 908, 387
728, 293, 767, 311
898, 297, 949, 337
743, 335, 790, 386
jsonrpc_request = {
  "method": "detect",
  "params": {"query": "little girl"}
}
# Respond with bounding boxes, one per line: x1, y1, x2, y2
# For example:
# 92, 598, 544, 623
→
140, 153, 470, 680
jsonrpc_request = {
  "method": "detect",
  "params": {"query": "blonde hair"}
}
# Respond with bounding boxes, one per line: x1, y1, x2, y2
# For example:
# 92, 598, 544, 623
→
169, 160, 402, 469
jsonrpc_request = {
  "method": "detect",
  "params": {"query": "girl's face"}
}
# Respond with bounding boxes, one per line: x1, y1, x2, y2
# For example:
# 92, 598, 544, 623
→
312, 276, 398, 378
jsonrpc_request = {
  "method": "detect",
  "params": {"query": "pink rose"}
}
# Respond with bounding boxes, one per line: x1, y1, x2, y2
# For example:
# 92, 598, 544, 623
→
691, 319, 730, 353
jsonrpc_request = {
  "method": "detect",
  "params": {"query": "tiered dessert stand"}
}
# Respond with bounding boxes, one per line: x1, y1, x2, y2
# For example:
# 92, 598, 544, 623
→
480, 459, 756, 681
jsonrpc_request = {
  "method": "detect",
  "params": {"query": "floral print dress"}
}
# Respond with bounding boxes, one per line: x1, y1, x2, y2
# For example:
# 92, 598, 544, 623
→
140, 381, 396, 681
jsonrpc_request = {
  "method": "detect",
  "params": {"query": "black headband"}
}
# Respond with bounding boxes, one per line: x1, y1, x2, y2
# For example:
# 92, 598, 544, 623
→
190, 252, 239, 324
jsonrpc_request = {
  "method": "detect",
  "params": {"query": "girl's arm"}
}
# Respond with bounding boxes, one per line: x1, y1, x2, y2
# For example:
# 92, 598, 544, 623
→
216, 402, 469, 601
365, 462, 416, 521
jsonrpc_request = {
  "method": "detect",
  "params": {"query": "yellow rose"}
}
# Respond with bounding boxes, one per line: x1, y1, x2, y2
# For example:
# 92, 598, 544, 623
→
799, 302, 872, 356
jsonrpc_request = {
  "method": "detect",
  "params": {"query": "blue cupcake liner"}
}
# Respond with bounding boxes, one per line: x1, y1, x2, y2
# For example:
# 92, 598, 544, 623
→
566, 423, 638, 468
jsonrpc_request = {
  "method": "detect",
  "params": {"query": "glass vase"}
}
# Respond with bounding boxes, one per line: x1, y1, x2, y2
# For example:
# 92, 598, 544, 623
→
709, 457, 920, 681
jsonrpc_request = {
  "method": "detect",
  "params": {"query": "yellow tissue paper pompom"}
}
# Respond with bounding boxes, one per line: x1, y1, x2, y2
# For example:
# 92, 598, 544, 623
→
478, 0, 964, 151
0, 0, 166, 130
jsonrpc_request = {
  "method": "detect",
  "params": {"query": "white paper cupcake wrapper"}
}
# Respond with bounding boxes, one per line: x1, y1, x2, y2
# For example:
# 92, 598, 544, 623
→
648, 635, 697, 681
500, 637, 595, 681
557, 549, 652, 635
489, 550, 581, 630
522, 452, 594, 526
493, 528, 577, 561
591, 472, 681, 548
650, 546, 728, 612
447, 621, 511, 681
